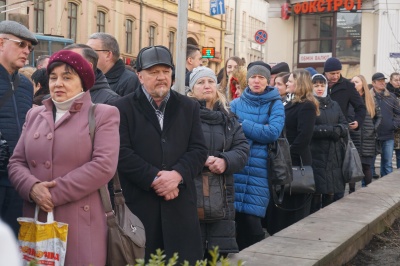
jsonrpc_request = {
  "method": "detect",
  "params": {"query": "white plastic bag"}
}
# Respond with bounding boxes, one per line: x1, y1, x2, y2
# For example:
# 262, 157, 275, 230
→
17, 206, 68, 266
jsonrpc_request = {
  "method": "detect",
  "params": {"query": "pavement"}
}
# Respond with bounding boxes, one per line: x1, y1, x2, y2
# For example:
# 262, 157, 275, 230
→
228, 154, 400, 265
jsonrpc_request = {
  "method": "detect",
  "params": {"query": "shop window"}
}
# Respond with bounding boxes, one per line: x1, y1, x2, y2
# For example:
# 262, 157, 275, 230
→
297, 11, 361, 67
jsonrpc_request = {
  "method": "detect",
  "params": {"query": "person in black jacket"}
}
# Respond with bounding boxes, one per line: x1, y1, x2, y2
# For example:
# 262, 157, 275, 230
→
349, 75, 382, 191
323, 57, 366, 199
187, 66, 249, 258
0, 20, 38, 236
310, 74, 348, 213
370, 72, 400, 177
267, 69, 319, 235
87, 32, 140, 96
387, 73, 400, 168
64, 44, 120, 104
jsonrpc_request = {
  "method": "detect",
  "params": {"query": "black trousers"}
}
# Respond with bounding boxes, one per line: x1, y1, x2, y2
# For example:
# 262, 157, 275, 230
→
235, 212, 265, 251
0, 185, 23, 237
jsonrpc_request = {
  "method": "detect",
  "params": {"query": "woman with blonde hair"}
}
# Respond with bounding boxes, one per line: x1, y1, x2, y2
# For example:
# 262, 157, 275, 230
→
349, 74, 382, 191
267, 69, 319, 235
187, 66, 249, 258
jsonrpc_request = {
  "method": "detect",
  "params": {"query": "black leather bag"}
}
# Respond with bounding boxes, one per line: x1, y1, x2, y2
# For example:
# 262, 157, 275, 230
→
268, 136, 293, 203
0, 131, 10, 175
287, 156, 315, 194
195, 171, 226, 222
89, 104, 146, 265
266, 100, 293, 204
342, 131, 364, 183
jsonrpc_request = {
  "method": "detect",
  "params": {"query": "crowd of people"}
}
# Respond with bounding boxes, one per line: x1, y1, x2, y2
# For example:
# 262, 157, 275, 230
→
1, 19, 400, 264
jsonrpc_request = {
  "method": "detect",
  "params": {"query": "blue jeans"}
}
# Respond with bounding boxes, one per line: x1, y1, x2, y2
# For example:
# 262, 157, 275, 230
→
380, 139, 394, 177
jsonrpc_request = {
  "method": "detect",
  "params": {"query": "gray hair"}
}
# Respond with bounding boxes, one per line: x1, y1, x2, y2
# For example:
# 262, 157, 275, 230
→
88, 32, 120, 62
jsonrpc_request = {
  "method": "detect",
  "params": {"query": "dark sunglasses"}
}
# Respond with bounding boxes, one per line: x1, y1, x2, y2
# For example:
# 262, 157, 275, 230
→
3, 37, 34, 52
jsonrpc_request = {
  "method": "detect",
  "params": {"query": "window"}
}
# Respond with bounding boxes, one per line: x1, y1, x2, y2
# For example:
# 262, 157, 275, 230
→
34, 0, 44, 33
168, 31, 175, 54
297, 11, 361, 67
242, 12, 246, 37
125, 19, 133, 54
189, 0, 194, 9
97, 11, 106, 32
0, 1, 5, 22
67, 2, 78, 42
149, 26, 155, 46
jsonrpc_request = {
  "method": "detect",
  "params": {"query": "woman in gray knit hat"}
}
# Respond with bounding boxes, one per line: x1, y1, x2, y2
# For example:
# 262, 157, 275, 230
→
187, 66, 249, 258
230, 62, 285, 250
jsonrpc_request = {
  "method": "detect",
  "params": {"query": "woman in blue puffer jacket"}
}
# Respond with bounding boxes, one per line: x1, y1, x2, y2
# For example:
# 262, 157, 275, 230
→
230, 61, 285, 250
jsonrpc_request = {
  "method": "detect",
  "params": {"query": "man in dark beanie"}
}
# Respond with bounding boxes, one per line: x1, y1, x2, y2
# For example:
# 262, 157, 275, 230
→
270, 62, 290, 86
323, 57, 366, 199
0, 20, 37, 236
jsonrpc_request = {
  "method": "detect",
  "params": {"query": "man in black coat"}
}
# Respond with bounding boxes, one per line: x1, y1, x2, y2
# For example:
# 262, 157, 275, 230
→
87, 33, 140, 96
112, 45, 208, 264
323, 57, 366, 199
0, 20, 38, 236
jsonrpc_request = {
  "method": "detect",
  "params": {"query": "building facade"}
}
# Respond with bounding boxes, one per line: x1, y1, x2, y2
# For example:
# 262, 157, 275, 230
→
1, 0, 225, 71
267, 0, 400, 82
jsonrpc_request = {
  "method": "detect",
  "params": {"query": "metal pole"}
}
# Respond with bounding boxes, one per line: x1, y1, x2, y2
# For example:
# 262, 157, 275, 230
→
233, 0, 238, 55
175, 0, 189, 95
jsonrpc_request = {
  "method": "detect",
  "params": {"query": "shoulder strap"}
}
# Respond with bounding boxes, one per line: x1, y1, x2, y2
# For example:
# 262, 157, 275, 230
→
88, 104, 124, 215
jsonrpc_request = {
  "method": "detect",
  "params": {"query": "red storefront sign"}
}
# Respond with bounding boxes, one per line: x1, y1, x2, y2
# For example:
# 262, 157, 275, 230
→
293, 0, 362, 14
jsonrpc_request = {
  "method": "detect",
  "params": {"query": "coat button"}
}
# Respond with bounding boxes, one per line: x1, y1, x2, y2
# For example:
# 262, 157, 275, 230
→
47, 133, 53, 140
83, 205, 90, 211
44, 161, 51, 169
33, 132, 40, 139
31, 160, 37, 167
161, 139, 166, 143
75, 104, 82, 111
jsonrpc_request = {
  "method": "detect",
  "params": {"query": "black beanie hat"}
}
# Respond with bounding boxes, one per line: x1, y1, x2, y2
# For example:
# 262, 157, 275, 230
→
271, 62, 290, 75
324, 57, 342, 73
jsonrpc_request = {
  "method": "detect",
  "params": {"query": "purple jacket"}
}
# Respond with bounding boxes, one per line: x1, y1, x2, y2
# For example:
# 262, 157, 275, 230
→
8, 92, 120, 265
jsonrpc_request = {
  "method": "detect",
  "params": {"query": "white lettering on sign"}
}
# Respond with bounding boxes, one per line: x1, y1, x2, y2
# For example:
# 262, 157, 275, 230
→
299, 53, 332, 63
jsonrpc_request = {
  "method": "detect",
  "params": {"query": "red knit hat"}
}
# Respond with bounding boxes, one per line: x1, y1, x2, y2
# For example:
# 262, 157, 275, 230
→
47, 50, 95, 91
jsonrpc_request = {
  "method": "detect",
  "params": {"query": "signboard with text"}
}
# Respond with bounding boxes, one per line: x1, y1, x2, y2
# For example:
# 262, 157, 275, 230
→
293, 0, 362, 15
299, 53, 332, 63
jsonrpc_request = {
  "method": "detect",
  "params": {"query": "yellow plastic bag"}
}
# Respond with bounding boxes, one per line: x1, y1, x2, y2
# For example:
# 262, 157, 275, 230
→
17, 206, 68, 266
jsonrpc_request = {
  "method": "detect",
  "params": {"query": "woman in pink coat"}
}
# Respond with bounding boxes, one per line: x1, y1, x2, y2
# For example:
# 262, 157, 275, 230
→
8, 50, 120, 265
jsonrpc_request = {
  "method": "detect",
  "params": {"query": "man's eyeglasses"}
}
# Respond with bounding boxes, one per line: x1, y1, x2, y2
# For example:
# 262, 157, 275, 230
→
3, 37, 34, 52
94, 49, 110, 52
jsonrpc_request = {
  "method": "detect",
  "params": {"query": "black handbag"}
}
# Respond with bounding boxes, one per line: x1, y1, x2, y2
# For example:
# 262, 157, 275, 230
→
88, 104, 146, 265
342, 131, 364, 183
286, 156, 315, 194
266, 100, 293, 204
0, 131, 10, 175
195, 171, 226, 222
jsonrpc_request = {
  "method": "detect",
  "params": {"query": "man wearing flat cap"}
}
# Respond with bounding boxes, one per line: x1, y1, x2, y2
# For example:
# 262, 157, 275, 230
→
112, 45, 207, 263
370, 72, 400, 177
0, 20, 37, 236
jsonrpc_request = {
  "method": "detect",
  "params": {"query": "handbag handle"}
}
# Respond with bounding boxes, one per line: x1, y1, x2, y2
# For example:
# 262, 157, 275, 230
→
88, 104, 122, 217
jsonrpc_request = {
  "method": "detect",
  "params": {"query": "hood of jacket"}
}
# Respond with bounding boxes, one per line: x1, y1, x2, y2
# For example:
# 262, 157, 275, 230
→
91, 69, 111, 92
240, 86, 281, 106
105, 59, 125, 80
